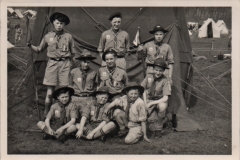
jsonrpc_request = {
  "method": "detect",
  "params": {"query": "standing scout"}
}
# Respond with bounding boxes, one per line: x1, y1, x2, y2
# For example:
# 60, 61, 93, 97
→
69, 49, 97, 114
37, 87, 78, 143
97, 12, 130, 70
75, 86, 117, 142
98, 48, 129, 100
137, 24, 174, 84
104, 82, 151, 144
28, 12, 76, 115
141, 58, 171, 138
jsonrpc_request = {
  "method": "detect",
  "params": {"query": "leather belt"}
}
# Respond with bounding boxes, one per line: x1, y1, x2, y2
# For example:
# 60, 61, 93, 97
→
73, 93, 91, 97
148, 96, 163, 100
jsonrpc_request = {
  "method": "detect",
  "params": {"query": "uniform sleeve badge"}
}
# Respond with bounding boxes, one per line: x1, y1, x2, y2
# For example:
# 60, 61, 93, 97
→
149, 47, 153, 51
103, 72, 106, 76
50, 38, 53, 42
106, 35, 110, 39
77, 78, 81, 82
91, 111, 94, 116
148, 78, 152, 83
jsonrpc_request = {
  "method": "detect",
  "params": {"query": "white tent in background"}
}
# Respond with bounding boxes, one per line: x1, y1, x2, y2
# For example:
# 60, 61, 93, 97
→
216, 20, 229, 35
198, 18, 221, 38
8, 41, 15, 49
22, 10, 37, 19
14, 9, 24, 19
188, 30, 192, 35
7, 8, 15, 14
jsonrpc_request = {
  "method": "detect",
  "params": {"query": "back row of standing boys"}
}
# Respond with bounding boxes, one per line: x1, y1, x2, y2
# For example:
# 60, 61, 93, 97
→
28, 11, 176, 144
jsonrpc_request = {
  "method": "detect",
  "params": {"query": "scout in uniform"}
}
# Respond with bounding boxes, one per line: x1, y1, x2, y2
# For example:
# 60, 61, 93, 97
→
15, 24, 22, 46
104, 82, 151, 144
28, 12, 76, 115
75, 86, 117, 142
137, 24, 174, 84
97, 48, 129, 100
141, 58, 171, 138
69, 49, 97, 116
37, 87, 78, 143
97, 12, 130, 70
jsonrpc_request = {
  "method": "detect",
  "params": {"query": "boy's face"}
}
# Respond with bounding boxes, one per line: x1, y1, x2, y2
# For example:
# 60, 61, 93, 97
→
154, 66, 165, 78
111, 17, 121, 31
96, 93, 109, 105
154, 31, 165, 42
53, 19, 65, 31
105, 54, 116, 68
80, 59, 90, 70
127, 89, 140, 102
57, 91, 70, 105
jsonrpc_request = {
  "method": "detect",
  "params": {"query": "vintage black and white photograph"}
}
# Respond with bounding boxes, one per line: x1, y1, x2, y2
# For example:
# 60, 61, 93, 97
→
3, 2, 237, 157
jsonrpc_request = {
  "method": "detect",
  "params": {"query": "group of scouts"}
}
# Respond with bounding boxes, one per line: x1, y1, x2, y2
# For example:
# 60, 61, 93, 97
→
27, 11, 176, 144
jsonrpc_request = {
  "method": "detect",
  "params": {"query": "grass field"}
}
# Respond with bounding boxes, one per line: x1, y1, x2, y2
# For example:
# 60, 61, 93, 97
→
7, 19, 232, 154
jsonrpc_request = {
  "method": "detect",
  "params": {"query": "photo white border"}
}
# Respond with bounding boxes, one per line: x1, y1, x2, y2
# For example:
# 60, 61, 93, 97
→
1, 0, 239, 160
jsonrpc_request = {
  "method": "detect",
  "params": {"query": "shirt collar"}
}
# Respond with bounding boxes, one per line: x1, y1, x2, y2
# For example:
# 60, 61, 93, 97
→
111, 28, 121, 34
53, 29, 65, 37
154, 40, 163, 46
57, 100, 70, 108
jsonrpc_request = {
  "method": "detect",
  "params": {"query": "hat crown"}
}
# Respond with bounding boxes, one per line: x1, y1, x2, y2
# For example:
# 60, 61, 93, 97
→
97, 86, 109, 93
81, 49, 92, 57
154, 58, 167, 67
149, 24, 167, 34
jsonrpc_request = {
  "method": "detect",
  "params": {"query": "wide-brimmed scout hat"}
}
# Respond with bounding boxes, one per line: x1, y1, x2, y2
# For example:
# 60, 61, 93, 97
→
149, 24, 168, 34
102, 48, 118, 61
50, 12, 70, 25
121, 82, 144, 95
109, 12, 122, 20
52, 87, 75, 99
91, 86, 112, 98
147, 58, 169, 69
75, 49, 96, 60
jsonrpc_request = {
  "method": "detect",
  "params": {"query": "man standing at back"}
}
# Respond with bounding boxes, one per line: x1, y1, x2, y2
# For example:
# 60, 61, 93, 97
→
97, 12, 130, 70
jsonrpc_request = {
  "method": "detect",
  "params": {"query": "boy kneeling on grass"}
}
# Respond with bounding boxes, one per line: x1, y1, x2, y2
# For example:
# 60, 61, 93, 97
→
104, 82, 151, 144
141, 58, 171, 138
75, 86, 118, 142
37, 87, 78, 143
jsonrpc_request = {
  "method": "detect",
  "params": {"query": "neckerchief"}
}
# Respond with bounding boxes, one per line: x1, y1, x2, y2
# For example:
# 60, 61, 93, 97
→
149, 75, 163, 98
112, 28, 120, 48
80, 67, 89, 90
106, 66, 116, 87
95, 102, 104, 120
57, 100, 70, 125
125, 97, 137, 121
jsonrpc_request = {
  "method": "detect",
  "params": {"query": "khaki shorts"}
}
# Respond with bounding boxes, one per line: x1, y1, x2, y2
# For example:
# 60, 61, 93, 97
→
127, 122, 143, 140
43, 58, 71, 86
101, 57, 126, 70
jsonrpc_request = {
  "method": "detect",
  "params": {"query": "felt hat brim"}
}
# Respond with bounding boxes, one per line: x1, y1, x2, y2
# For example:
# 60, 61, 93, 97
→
52, 87, 74, 99
50, 12, 70, 25
121, 85, 144, 95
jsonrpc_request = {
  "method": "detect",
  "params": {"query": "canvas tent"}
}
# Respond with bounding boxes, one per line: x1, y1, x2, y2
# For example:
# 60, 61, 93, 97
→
198, 18, 220, 38
23, 10, 37, 19
216, 20, 229, 35
25, 7, 202, 132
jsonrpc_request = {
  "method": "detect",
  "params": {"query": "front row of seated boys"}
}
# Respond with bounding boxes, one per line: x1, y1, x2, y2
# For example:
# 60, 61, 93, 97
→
37, 57, 171, 144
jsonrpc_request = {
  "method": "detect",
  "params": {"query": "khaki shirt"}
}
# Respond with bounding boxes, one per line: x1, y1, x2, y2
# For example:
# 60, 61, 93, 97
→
117, 95, 147, 123
37, 30, 76, 58
97, 28, 130, 54
143, 40, 174, 64
81, 102, 110, 123
141, 74, 171, 99
98, 66, 128, 94
47, 102, 78, 125
69, 68, 97, 95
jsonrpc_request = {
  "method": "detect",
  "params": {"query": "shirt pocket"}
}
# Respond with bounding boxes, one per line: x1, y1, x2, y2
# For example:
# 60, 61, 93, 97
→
86, 73, 96, 90
111, 75, 123, 89
54, 110, 61, 119
48, 42, 57, 52
100, 71, 109, 81
146, 77, 153, 89
155, 85, 163, 97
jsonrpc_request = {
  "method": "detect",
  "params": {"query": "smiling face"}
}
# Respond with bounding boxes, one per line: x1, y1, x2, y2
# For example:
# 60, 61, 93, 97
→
154, 31, 165, 43
153, 66, 165, 78
105, 53, 116, 68
111, 17, 121, 31
127, 89, 140, 102
57, 91, 70, 105
53, 19, 65, 31
96, 93, 109, 105
80, 59, 91, 70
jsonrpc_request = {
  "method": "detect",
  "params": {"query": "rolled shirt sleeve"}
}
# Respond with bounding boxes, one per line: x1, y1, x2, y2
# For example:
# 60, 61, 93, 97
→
69, 35, 76, 54
162, 79, 171, 96
167, 45, 174, 64
97, 32, 106, 53
70, 105, 78, 119
137, 102, 147, 122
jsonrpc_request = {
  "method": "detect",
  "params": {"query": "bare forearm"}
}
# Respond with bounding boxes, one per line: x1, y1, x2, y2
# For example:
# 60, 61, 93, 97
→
77, 116, 87, 131
30, 45, 40, 53
61, 118, 76, 130
168, 64, 173, 78
141, 121, 147, 137
149, 96, 168, 106
45, 118, 51, 129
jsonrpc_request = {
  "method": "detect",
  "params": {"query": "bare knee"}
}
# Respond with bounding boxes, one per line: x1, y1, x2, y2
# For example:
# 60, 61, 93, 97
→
158, 103, 168, 112
37, 121, 45, 129
75, 123, 80, 129
125, 134, 136, 144
113, 109, 123, 118
67, 125, 77, 133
